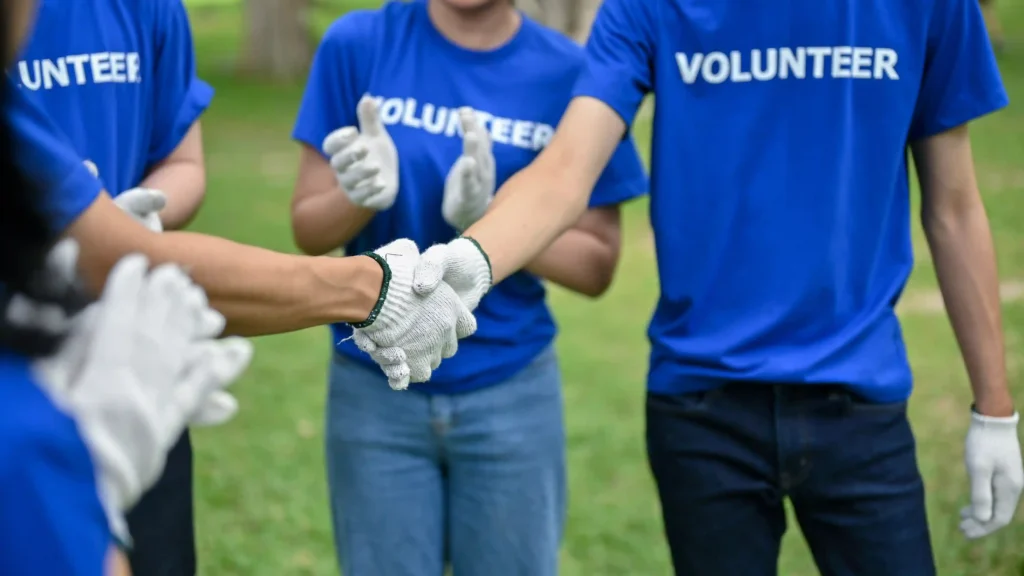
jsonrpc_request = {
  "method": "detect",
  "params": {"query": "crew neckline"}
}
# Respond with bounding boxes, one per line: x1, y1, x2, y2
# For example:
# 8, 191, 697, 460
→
416, 1, 529, 63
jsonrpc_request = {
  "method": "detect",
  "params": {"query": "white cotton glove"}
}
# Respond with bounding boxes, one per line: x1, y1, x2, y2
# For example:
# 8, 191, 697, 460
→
115, 187, 165, 232
960, 409, 1024, 539
83, 160, 165, 232
4, 239, 82, 337
350, 239, 478, 390
32, 254, 253, 544
413, 237, 492, 312
322, 95, 399, 211
442, 108, 496, 231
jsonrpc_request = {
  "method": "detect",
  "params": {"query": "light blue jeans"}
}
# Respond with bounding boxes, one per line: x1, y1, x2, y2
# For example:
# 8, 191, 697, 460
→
325, 347, 565, 576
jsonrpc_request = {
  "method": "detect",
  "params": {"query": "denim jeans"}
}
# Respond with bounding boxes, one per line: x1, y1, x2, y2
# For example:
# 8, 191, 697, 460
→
646, 383, 935, 576
325, 347, 565, 576
125, 431, 196, 576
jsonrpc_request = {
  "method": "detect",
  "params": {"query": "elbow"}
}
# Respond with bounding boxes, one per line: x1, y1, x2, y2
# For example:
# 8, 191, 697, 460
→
920, 190, 988, 239
290, 209, 332, 256
292, 228, 332, 256
578, 254, 619, 298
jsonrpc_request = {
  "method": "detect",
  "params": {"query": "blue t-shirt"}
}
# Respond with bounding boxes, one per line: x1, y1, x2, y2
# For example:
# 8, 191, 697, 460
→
6, 81, 103, 233
573, 0, 1007, 402
0, 351, 110, 576
294, 2, 648, 394
12, 0, 212, 196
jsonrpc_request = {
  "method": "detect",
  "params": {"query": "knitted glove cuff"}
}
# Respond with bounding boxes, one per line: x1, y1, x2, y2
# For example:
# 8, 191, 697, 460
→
970, 406, 1020, 428
456, 236, 493, 292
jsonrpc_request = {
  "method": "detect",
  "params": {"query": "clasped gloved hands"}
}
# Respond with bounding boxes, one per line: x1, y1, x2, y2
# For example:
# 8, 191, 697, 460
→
20, 247, 252, 546
353, 236, 493, 390
350, 239, 478, 391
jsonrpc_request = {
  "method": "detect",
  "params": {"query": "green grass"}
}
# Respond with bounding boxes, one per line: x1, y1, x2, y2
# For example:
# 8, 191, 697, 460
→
185, 2, 1024, 574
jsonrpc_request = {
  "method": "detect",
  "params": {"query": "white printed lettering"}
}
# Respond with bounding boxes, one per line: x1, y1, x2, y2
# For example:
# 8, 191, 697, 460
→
42, 59, 69, 89
368, 95, 556, 152
401, 98, 422, 129
675, 46, 900, 85
851, 47, 873, 79
874, 48, 899, 79
91, 52, 112, 83
729, 50, 752, 82
751, 49, 777, 81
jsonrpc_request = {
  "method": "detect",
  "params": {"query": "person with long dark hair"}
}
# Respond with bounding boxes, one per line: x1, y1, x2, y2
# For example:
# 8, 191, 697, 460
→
11, 1, 482, 571
0, 1, 252, 573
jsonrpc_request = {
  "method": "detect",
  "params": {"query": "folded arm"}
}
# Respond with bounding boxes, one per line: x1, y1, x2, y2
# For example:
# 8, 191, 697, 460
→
524, 205, 623, 297
290, 145, 375, 255
139, 122, 206, 230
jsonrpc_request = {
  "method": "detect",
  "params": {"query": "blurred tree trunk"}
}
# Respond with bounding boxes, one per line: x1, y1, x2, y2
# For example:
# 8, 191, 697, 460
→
240, 0, 313, 80
518, 0, 601, 43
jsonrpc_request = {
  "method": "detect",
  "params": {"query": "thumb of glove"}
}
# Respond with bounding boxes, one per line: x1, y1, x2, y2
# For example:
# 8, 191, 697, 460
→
454, 300, 477, 340
970, 465, 996, 522
357, 95, 385, 138
188, 391, 239, 427
413, 244, 449, 296
116, 188, 167, 218
455, 153, 479, 195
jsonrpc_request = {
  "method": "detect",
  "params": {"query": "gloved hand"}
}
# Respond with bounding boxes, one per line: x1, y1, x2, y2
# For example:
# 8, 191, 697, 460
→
83, 160, 165, 233
961, 409, 1024, 539
322, 95, 399, 211
413, 237, 492, 312
4, 239, 83, 338
32, 254, 253, 544
351, 239, 477, 390
442, 108, 496, 231
115, 187, 166, 232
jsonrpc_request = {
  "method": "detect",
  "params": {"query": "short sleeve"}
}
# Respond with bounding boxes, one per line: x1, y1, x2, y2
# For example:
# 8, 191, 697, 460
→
571, 0, 655, 128
6, 81, 102, 233
292, 11, 377, 157
146, 0, 214, 166
0, 374, 110, 576
588, 135, 648, 207
908, 0, 1008, 140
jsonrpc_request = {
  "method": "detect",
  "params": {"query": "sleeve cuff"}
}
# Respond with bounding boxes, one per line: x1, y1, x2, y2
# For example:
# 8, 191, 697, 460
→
572, 82, 644, 132
148, 78, 215, 165
44, 162, 103, 234
910, 92, 1010, 141
587, 176, 648, 208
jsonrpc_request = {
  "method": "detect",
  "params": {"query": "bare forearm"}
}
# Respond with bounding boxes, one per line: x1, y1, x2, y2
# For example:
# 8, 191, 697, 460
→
924, 204, 1013, 415
107, 547, 131, 576
291, 190, 374, 255
140, 160, 205, 230
463, 97, 625, 283
71, 196, 381, 336
525, 228, 618, 297
465, 161, 590, 284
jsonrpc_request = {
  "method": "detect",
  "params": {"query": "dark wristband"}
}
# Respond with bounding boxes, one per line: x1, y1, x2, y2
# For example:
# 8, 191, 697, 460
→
459, 235, 493, 288
349, 252, 391, 329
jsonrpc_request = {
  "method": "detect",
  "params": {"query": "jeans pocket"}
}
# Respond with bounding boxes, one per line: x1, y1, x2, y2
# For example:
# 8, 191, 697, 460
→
647, 389, 721, 415
841, 391, 908, 415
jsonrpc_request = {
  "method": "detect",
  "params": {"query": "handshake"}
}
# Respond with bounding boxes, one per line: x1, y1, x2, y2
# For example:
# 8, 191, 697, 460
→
351, 236, 492, 390
323, 95, 499, 389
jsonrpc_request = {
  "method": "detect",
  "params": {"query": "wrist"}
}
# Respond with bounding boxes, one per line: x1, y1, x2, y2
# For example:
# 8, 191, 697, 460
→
339, 254, 386, 326
972, 398, 1017, 419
